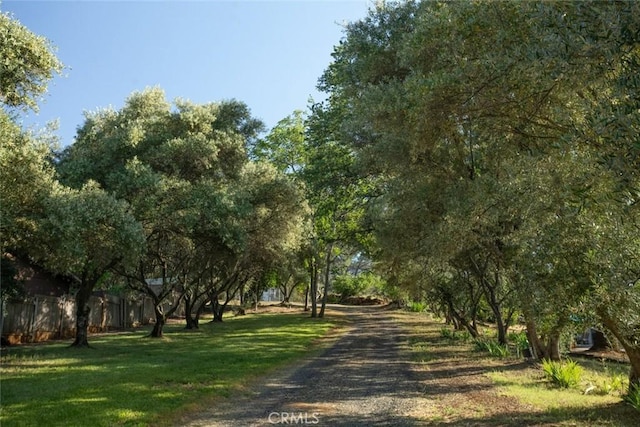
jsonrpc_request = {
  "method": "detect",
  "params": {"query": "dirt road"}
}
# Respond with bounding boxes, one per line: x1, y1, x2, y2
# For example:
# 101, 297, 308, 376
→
179, 305, 432, 426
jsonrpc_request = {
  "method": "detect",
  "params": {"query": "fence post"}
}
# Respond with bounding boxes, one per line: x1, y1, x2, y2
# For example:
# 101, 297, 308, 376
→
30, 296, 39, 342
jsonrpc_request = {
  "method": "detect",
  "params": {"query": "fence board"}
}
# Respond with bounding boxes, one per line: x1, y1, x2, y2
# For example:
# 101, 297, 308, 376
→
1, 294, 158, 344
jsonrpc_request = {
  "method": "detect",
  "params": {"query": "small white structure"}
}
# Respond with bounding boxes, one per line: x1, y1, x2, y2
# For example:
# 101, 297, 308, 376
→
261, 288, 282, 302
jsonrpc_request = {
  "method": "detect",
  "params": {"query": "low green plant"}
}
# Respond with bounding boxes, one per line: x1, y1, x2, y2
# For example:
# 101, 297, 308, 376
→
440, 327, 455, 339
408, 301, 426, 313
541, 358, 583, 388
440, 327, 471, 342
624, 383, 640, 411
507, 331, 530, 358
508, 331, 529, 348
474, 338, 509, 358
585, 373, 627, 396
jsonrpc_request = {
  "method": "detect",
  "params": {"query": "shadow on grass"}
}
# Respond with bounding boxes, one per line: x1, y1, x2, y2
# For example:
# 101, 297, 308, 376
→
398, 313, 639, 426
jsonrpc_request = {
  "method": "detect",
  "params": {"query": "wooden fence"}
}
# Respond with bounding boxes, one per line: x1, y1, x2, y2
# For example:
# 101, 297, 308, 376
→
1, 294, 161, 344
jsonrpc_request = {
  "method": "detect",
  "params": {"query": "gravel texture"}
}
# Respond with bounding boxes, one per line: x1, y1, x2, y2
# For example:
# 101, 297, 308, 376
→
179, 305, 432, 426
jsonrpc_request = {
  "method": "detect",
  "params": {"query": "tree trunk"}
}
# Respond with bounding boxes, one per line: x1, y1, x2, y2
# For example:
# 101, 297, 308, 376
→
597, 308, 640, 392
304, 284, 310, 311
447, 301, 479, 338
71, 283, 94, 347
523, 311, 562, 361
150, 304, 165, 338
185, 314, 199, 329
627, 347, 640, 391
310, 260, 318, 318
494, 311, 507, 345
524, 314, 544, 360
184, 293, 199, 329
482, 274, 508, 345
319, 243, 333, 318
211, 298, 224, 322
283, 280, 299, 305
545, 333, 562, 361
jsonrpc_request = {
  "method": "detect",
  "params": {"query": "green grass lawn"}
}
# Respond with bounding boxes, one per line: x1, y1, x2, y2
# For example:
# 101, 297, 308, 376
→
0, 311, 336, 426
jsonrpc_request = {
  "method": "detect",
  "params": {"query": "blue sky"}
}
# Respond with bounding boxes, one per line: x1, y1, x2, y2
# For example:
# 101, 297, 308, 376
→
2, 0, 371, 147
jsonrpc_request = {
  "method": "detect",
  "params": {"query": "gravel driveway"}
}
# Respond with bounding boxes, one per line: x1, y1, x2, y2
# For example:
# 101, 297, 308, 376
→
180, 305, 431, 426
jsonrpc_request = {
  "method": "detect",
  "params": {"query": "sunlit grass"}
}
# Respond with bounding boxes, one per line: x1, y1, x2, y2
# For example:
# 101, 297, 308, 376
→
396, 311, 638, 425
486, 358, 638, 425
0, 311, 335, 426
488, 369, 622, 409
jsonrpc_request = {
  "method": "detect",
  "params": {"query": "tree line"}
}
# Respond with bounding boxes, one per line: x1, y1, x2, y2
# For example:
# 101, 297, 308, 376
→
1, 1, 639, 391
315, 1, 640, 391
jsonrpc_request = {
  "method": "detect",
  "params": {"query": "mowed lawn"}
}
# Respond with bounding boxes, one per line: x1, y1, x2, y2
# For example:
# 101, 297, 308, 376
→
0, 311, 336, 426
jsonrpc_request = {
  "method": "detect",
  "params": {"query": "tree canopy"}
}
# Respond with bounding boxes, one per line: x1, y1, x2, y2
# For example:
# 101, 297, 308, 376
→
317, 0, 640, 389
3, 0, 640, 395
0, 11, 63, 111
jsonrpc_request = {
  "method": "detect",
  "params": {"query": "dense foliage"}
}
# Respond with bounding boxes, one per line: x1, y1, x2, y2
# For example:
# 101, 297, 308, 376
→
318, 0, 640, 390
3, 0, 640, 395
0, 10, 62, 111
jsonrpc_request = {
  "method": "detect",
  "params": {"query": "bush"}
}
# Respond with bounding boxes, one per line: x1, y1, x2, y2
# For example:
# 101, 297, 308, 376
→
332, 272, 388, 301
624, 383, 640, 411
541, 359, 583, 388
474, 338, 509, 358
507, 331, 530, 358
440, 327, 457, 339
440, 327, 471, 342
332, 275, 366, 300
508, 331, 529, 350
408, 301, 426, 312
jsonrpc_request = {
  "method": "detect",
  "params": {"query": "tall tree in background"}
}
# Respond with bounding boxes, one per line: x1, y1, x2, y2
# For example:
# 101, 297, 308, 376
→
58, 88, 306, 335
58, 88, 265, 337
256, 109, 372, 318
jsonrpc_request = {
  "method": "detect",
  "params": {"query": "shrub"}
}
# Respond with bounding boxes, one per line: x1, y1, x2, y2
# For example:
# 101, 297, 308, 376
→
508, 331, 529, 349
408, 301, 426, 313
333, 272, 388, 300
594, 374, 627, 395
507, 331, 530, 358
440, 327, 471, 342
440, 327, 455, 339
332, 275, 367, 300
474, 338, 509, 358
624, 383, 640, 411
541, 359, 583, 388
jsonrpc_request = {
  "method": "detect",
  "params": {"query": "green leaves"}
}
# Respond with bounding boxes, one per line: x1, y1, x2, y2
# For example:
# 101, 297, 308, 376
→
0, 12, 63, 111
0, 110, 57, 250
319, 0, 640, 365
36, 181, 145, 277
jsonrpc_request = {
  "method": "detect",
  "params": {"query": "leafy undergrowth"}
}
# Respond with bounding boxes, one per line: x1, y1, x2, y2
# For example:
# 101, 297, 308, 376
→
625, 383, 640, 411
0, 311, 335, 426
396, 312, 639, 426
541, 358, 583, 388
